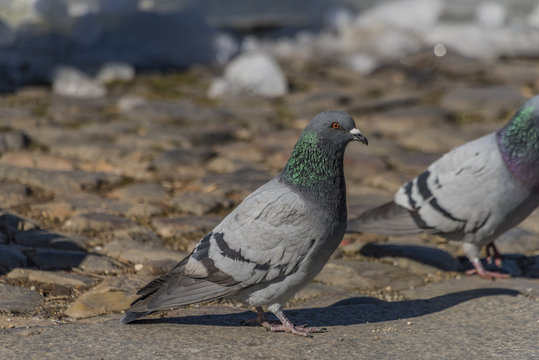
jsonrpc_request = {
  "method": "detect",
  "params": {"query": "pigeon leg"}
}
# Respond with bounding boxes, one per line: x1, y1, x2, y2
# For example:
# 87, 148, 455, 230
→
265, 310, 327, 337
485, 242, 503, 267
243, 307, 326, 336
465, 259, 510, 280
242, 307, 273, 326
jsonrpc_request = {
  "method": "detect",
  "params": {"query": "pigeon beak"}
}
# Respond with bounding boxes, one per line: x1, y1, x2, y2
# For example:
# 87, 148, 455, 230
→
350, 128, 368, 145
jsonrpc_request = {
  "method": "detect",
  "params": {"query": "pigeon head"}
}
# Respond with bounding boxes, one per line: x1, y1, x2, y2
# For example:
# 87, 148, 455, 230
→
305, 110, 368, 147
280, 111, 367, 202
496, 95, 539, 190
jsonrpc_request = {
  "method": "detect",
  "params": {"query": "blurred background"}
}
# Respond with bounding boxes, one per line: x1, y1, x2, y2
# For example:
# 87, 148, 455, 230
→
0, 0, 538, 326
0, 0, 539, 92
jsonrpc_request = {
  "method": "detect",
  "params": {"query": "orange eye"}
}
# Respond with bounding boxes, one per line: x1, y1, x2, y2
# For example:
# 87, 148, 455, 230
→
331, 122, 340, 129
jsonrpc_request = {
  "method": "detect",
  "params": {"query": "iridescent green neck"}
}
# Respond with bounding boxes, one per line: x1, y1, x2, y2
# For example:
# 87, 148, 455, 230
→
496, 104, 539, 190
280, 131, 346, 204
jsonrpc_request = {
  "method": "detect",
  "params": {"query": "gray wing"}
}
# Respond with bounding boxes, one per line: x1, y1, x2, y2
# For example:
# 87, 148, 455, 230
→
392, 133, 501, 235
123, 179, 318, 321
185, 178, 319, 286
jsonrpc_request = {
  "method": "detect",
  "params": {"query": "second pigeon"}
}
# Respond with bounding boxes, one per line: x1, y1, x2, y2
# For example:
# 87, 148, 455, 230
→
347, 96, 539, 279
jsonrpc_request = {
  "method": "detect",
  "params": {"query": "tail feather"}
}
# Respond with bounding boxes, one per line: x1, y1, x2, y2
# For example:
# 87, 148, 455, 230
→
347, 201, 435, 235
120, 256, 239, 324
120, 311, 150, 324
135, 276, 237, 312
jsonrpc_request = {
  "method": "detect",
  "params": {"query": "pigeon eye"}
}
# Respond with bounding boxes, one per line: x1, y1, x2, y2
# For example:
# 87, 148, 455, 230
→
331, 122, 340, 129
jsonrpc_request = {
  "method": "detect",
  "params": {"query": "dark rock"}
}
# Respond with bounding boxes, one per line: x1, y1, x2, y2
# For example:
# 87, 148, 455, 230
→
0, 211, 40, 239
0, 245, 28, 274
521, 255, 539, 278
26, 249, 87, 270
13, 230, 90, 251
0, 283, 44, 314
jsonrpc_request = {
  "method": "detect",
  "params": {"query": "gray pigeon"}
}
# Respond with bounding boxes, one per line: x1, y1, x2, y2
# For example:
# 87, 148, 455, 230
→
347, 96, 539, 279
121, 111, 368, 336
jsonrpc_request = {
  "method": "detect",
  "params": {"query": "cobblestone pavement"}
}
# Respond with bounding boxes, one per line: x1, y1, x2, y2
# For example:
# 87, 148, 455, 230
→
0, 54, 538, 359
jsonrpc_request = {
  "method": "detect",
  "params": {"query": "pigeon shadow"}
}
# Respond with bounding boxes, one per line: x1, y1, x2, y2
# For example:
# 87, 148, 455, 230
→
359, 243, 539, 279
130, 287, 518, 328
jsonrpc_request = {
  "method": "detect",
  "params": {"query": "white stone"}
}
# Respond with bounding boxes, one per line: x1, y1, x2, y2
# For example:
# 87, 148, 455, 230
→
355, 0, 444, 32
209, 51, 287, 98
324, 7, 355, 33
346, 53, 378, 74
208, 78, 228, 99
52, 66, 106, 98
117, 96, 147, 113
214, 32, 239, 65
67, 0, 100, 17
528, 3, 539, 28
0, 0, 41, 28
96, 62, 135, 84
476, 2, 506, 28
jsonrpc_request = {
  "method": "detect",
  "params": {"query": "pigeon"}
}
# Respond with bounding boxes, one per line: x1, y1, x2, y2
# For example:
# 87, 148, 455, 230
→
121, 111, 368, 336
347, 96, 539, 279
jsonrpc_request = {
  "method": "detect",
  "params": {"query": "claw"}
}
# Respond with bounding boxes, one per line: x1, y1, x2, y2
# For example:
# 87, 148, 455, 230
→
241, 307, 327, 337
466, 259, 510, 280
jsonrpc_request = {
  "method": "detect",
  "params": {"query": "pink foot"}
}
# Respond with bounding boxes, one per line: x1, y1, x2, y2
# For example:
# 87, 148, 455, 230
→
465, 259, 510, 280
243, 307, 327, 337
263, 322, 327, 337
